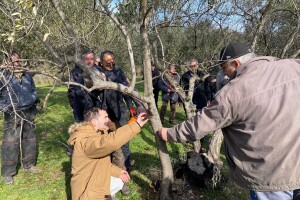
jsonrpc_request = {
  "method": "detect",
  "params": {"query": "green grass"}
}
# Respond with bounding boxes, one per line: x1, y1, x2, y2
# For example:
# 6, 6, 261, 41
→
0, 85, 248, 200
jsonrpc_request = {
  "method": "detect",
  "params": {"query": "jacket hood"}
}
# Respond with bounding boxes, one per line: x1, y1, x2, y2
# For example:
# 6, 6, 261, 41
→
68, 122, 96, 146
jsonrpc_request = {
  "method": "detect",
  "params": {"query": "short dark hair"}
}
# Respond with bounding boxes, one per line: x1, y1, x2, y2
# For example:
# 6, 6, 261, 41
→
9, 51, 21, 58
100, 50, 114, 61
84, 107, 105, 122
168, 64, 176, 69
4, 50, 20, 60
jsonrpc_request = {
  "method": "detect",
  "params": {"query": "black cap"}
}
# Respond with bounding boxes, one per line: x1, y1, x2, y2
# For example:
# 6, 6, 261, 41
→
219, 42, 252, 63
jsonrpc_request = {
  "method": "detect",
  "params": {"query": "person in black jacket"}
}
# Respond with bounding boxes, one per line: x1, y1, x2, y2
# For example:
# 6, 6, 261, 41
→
93, 50, 139, 196
67, 49, 96, 122
0, 51, 41, 185
151, 64, 160, 107
181, 59, 208, 112
158, 64, 180, 125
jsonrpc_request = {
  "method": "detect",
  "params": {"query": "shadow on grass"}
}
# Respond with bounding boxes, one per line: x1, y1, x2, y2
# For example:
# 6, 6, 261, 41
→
130, 152, 161, 200
139, 126, 156, 148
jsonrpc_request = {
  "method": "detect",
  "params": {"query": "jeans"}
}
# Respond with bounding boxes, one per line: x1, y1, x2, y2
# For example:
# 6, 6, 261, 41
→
250, 189, 300, 200
1, 105, 37, 176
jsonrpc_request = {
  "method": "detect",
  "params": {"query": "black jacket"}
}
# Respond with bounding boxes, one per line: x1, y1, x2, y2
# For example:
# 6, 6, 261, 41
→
181, 70, 208, 110
93, 66, 133, 126
158, 73, 180, 104
0, 69, 37, 112
67, 66, 94, 122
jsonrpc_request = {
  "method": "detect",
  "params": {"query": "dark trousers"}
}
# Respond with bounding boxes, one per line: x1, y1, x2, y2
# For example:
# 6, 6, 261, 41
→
72, 103, 84, 122
250, 189, 300, 200
121, 142, 131, 172
1, 105, 37, 177
153, 87, 159, 108
160, 101, 177, 123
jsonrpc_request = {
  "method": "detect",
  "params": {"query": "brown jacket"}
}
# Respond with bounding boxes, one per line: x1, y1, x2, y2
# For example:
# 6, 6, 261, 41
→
167, 57, 300, 191
68, 122, 140, 200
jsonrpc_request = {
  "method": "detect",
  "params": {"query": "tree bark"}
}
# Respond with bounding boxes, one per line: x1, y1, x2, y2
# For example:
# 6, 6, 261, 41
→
140, 0, 173, 199
206, 129, 224, 168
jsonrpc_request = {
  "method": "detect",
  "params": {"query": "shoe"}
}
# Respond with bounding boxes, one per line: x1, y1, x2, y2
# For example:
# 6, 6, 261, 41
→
130, 159, 135, 167
121, 183, 131, 196
24, 166, 41, 173
3, 176, 13, 185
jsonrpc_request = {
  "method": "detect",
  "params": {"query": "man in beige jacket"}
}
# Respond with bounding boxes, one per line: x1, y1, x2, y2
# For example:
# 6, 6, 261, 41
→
160, 42, 300, 200
68, 107, 148, 200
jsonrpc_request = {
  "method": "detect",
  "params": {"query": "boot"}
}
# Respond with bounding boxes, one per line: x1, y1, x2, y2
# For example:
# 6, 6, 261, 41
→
121, 183, 131, 196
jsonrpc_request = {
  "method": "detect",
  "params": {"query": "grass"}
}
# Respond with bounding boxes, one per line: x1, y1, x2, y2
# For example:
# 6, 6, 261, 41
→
0, 85, 248, 200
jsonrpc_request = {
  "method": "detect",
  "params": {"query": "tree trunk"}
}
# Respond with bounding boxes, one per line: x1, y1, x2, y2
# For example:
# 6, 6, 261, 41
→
140, 0, 173, 199
206, 129, 224, 168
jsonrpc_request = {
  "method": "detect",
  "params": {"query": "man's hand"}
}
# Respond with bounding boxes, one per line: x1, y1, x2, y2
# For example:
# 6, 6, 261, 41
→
119, 170, 130, 183
136, 112, 148, 127
159, 128, 169, 142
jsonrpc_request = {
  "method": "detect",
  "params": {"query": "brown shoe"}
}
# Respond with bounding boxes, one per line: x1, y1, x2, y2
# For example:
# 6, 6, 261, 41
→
24, 166, 41, 173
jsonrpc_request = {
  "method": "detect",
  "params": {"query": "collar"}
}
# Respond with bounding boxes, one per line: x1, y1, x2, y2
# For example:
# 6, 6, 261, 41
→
232, 56, 277, 79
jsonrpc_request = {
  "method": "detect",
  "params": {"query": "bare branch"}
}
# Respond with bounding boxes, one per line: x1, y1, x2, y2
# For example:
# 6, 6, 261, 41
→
280, 14, 300, 58
98, 2, 137, 92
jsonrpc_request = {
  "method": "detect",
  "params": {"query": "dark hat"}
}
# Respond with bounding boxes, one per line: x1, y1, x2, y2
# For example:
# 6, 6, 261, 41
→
219, 42, 252, 63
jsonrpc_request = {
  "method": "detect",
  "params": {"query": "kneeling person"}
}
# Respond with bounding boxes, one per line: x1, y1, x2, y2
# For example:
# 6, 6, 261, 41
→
68, 107, 148, 200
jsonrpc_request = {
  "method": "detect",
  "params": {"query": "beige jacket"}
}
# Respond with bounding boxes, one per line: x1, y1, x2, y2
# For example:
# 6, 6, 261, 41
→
68, 122, 140, 200
167, 57, 300, 191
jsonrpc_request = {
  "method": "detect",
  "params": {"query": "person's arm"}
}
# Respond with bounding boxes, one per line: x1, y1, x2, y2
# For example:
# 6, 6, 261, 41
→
158, 76, 169, 92
84, 122, 140, 158
111, 164, 123, 178
180, 74, 189, 92
118, 68, 135, 109
152, 69, 160, 86
204, 77, 213, 103
160, 97, 232, 143
111, 166, 130, 183
84, 113, 148, 158
69, 68, 87, 100
29, 73, 38, 102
